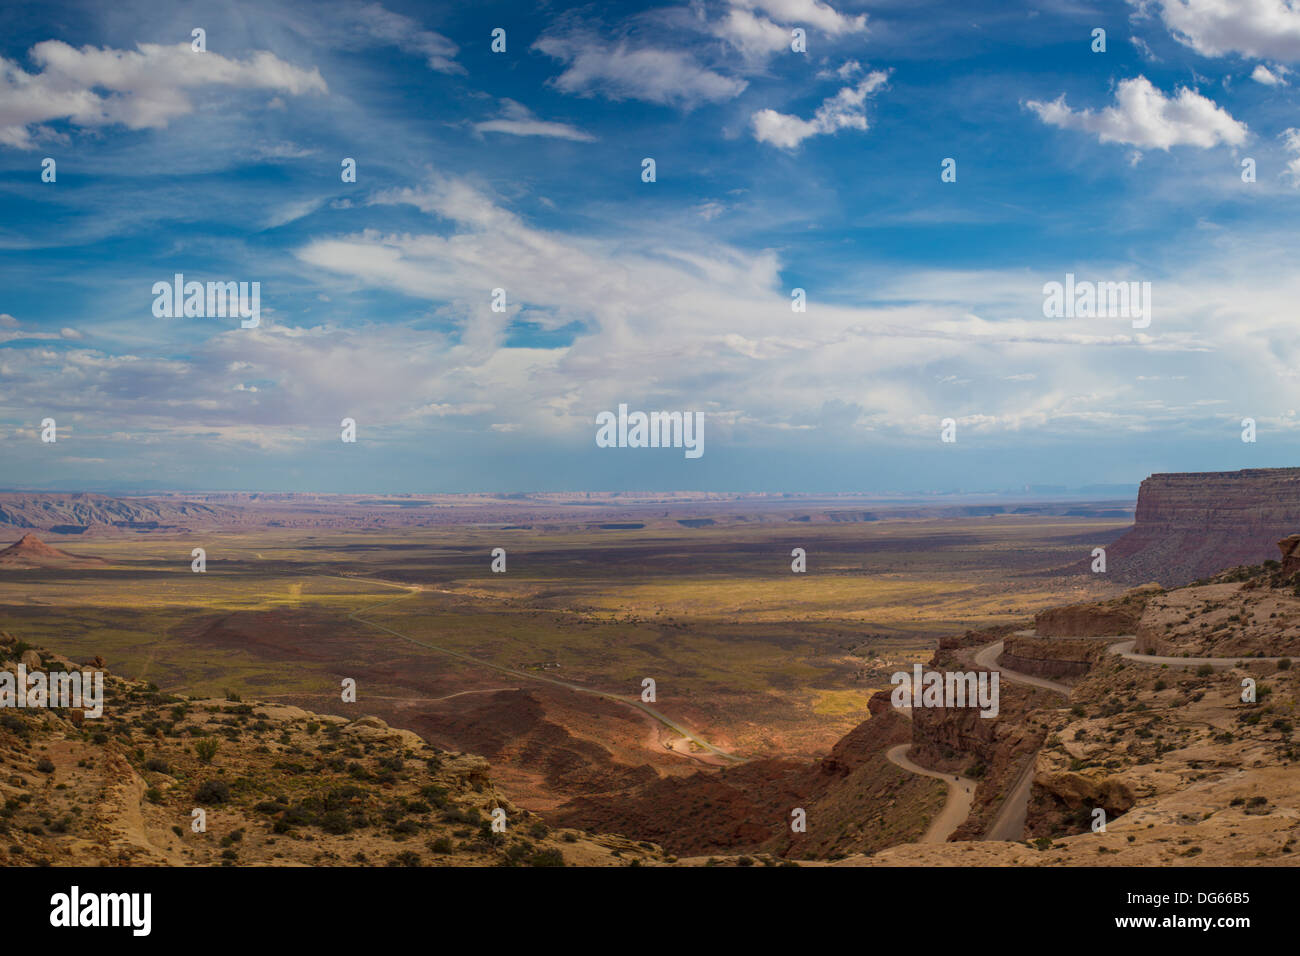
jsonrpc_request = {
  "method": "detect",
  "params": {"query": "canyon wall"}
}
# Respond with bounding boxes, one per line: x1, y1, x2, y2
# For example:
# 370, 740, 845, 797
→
1101, 468, 1300, 586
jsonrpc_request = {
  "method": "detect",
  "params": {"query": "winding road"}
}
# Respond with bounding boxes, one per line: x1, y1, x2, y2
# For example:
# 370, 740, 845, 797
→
885, 743, 977, 843
1104, 637, 1288, 668
972, 639, 1070, 696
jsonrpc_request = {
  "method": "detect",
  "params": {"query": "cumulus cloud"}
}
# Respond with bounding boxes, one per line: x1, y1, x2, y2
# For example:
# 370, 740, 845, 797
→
714, 0, 867, 62
473, 99, 595, 141
1251, 64, 1288, 85
534, 32, 746, 107
714, 8, 791, 59
1146, 0, 1300, 60
1025, 76, 1247, 150
0, 40, 326, 148
739, 0, 867, 36
752, 70, 890, 148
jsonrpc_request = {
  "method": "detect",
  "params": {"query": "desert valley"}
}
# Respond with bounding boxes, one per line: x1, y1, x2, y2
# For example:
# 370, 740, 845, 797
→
0, 470, 1296, 868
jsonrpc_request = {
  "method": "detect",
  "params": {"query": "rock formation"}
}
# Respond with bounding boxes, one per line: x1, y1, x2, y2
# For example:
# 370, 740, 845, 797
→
0, 533, 106, 569
1099, 468, 1300, 586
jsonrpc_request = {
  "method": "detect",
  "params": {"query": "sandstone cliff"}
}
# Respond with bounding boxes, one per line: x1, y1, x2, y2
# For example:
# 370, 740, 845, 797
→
1099, 468, 1300, 586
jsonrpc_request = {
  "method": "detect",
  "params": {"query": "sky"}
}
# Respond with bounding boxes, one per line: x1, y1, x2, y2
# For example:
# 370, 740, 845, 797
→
2, 0, 1300, 495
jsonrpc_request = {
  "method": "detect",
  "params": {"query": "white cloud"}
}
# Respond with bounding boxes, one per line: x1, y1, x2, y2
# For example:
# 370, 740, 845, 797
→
714, 9, 791, 59
738, 0, 867, 36
1147, 0, 1300, 60
0, 40, 326, 148
473, 99, 595, 142
715, 0, 867, 62
752, 70, 890, 148
534, 33, 746, 108
1281, 127, 1300, 183
1251, 64, 1288, 85
1025, 76, 1247, 150
264, 197, 327, 230
346, 2, 461, 74
16, 177, 1300, 451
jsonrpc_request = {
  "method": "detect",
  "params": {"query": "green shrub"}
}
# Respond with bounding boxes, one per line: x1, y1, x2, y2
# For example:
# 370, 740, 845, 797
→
194, 738, 220, 764
194, 779, 230, 804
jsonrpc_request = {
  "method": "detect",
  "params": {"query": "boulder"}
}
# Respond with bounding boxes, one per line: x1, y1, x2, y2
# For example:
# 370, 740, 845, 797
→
1279, 534, 1300, 576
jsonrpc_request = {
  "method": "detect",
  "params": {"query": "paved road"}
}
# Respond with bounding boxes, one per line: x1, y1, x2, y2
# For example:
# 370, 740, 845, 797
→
1010, 629, 1288, 669
972, 629, 1285, 840
970, 639, 1069, 841
1105, 638, 1288, 668
325, 574, 747, 765
973, 640, 1070, 696
983, 753, 1036, 841
886, 744, 976, 843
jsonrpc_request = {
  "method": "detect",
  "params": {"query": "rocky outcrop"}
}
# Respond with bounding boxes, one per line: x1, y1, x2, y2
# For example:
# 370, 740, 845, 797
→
1001, 636, 1104, 678
1279, 534, 1300, 576
1098, 468, 1300, 586
0, 533, 106, 569
1034, 605, 1140, 637
1034, 586, 1159, 638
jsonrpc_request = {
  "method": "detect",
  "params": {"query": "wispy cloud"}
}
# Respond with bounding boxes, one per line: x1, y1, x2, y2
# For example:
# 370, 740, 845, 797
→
534, 30, 746, 108
473, 99, 595, 142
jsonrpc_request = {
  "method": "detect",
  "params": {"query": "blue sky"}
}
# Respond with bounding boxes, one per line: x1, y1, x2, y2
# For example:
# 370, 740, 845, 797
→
3, 0, 1300, 494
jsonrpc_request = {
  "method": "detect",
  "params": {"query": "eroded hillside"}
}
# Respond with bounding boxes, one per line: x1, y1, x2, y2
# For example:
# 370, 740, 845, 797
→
0, 633, 666, 867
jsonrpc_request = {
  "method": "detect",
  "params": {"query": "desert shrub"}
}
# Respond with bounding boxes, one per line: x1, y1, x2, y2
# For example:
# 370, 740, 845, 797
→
442, 806, 480, 825
145, 758, 171, 774
390, 819, 420, 837
419, 784, 449, 808
529, 849, 565, 867
194, 738, 220, 764
194, 779, 230, 804
35, 758, 54, 774
319, 810, 353, 834
429, 836, 453, 854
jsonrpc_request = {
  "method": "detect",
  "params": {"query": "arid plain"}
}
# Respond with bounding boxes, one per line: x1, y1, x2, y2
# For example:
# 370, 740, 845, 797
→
0, 500, 1130, 812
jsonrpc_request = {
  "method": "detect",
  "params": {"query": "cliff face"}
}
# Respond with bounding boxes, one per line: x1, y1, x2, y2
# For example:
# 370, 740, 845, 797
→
1103, 468, 1300, 586
1001, 636, 1103, 678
